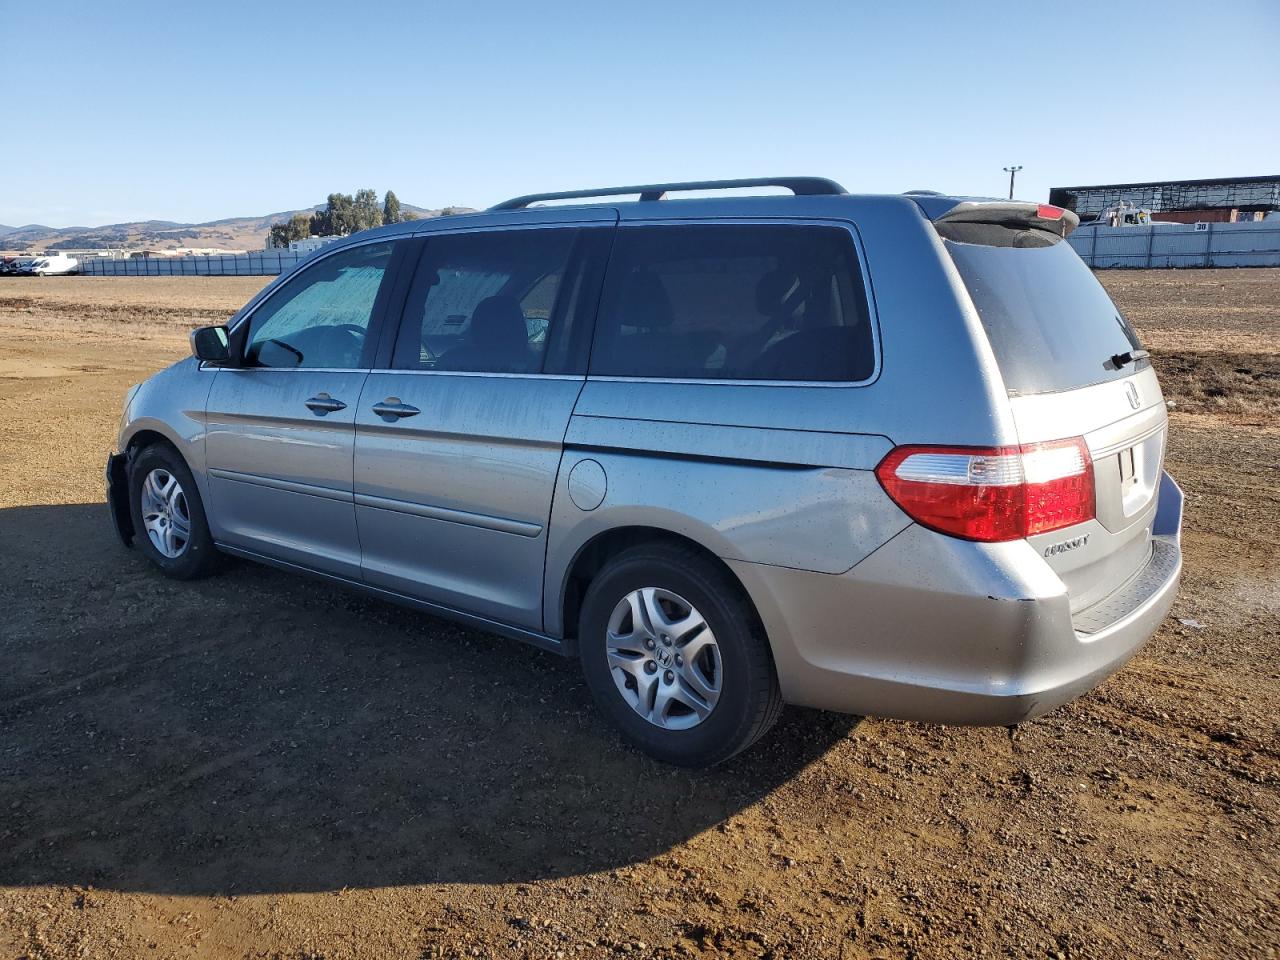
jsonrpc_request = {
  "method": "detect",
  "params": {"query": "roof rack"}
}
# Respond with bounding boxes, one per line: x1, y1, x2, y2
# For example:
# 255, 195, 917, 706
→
489, 177, 847, 211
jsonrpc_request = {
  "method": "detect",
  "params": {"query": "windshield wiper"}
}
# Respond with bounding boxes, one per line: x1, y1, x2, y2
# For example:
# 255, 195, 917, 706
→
1111, 349, 1150, 369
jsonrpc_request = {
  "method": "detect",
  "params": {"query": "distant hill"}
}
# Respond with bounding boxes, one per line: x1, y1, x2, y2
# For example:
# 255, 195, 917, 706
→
0, 203, 472, 253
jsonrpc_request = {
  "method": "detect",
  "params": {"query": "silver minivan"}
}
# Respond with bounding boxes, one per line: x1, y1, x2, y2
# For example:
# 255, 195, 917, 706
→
107, 178, 1183, 766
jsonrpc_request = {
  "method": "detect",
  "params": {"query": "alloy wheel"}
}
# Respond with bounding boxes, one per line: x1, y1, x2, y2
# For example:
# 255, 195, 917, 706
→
605, 587, 722, 730
139, 468, 191, 559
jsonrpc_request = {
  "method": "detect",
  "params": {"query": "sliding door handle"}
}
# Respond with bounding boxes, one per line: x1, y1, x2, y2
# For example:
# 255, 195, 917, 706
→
304, 394, 347, 414
371, 398, 420, 420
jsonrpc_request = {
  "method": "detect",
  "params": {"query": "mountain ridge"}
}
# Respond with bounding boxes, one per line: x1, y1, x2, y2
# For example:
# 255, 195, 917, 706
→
0, 203, 470, 252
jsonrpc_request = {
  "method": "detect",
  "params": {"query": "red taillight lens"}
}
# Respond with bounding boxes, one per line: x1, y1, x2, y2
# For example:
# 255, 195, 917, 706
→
874, 438, 1095, 542
1037, 203, 1065, 220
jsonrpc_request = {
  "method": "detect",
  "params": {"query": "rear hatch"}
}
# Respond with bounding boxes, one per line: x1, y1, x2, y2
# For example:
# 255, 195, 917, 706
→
933, 201, 1167, 614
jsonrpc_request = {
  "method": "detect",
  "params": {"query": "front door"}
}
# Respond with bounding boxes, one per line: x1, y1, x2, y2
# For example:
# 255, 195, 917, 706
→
354, 224, 611, 629
205, 239, 400, 578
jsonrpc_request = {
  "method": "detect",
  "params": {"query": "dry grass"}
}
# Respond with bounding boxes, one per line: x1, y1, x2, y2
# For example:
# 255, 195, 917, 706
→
1098, 269, 1280, 418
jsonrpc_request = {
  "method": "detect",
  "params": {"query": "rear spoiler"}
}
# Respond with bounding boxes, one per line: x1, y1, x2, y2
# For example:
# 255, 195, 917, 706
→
909, 196, 1080, 238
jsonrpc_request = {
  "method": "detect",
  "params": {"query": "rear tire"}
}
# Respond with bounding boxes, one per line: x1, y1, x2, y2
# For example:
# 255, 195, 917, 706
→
578, 543, 782, 767
127, 443, 221, 580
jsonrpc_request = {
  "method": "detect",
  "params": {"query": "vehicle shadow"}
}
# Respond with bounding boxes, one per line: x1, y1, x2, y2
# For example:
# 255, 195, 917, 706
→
0, 503, 858, 895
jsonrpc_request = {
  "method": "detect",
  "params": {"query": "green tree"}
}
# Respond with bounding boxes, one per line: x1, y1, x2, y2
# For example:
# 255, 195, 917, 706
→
269, 211, 313, 248
382, 190, 401, 225
353, 189, 382, 233
305, 189, 418, 237
287, 212, 311, 243
312, 192, 356, 237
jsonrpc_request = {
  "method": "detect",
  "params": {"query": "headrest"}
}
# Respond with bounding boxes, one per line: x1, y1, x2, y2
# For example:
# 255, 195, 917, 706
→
617, 269, 675, 329
469, 296, 528, 350
755, 267, 806, 320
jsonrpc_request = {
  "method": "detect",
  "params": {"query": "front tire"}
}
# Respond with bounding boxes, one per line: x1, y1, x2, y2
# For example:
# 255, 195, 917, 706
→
578, 543, 782, 767
127, 443, 220, 580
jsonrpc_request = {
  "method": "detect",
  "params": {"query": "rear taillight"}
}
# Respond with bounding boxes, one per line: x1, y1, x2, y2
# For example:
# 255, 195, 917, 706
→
874, 438, 1094, 542
1037, 203, 1065, 220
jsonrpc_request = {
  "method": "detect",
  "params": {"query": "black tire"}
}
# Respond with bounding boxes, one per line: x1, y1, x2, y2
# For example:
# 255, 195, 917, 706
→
127, 442, 221, 580
578, 542, 782, 767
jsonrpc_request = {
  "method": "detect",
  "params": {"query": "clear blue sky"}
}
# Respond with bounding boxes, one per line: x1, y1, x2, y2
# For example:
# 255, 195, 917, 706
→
3, 0, 1278, 228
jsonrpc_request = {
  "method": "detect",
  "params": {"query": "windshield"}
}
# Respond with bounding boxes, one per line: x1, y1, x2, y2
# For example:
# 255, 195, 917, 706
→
944, 232, 1145, 396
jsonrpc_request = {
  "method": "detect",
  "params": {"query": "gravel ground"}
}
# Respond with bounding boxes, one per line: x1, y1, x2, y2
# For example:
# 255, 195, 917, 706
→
0, 270, 1276, 960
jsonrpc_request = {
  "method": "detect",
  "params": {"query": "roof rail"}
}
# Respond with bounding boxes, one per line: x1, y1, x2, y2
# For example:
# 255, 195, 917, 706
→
489, 176, 847, 211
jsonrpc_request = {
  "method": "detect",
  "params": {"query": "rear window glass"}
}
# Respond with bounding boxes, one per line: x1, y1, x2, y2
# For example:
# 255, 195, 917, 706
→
590, 224, 875, 382
944, 231, 1145, 396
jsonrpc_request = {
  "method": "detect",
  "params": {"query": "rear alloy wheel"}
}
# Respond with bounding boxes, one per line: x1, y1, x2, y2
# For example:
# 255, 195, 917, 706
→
579, 543, 782, 767
606, 587, 722, 730
127, 443, 221, 580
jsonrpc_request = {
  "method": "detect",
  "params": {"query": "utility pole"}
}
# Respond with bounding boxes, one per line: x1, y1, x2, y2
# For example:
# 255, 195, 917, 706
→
1002, 165, 1023, 200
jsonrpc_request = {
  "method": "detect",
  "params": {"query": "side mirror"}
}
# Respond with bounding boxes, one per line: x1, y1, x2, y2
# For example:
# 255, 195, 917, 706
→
190, 325, 232, 365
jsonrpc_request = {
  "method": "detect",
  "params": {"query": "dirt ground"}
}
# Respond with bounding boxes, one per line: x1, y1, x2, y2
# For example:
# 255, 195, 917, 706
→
0, 271, 1276, 960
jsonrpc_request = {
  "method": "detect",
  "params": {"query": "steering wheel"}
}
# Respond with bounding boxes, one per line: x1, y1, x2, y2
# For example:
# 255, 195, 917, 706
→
331, 323, 366, 343
330, 323, 367, 364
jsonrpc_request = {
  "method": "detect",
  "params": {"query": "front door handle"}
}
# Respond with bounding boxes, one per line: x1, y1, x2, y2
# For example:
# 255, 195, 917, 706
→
304, 393, 347, 415
371, 398, 421, 421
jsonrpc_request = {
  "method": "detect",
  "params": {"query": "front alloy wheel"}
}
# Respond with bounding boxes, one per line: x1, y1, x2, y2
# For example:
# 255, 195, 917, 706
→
126, 442, 220, 580
139, 467, 191, 558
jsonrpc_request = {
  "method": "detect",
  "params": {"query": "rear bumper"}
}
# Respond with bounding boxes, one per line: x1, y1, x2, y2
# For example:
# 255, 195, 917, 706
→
106, 452, 134, 546
732, 471, 1184, 725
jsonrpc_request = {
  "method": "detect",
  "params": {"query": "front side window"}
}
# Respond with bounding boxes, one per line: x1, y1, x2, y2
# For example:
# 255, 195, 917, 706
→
392, 229, 581, 374
590, 224, 874, 382
244, 241, 395, 368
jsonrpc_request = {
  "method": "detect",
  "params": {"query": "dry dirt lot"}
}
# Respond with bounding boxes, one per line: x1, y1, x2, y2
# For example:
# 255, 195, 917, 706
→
0, 272, 1277, 960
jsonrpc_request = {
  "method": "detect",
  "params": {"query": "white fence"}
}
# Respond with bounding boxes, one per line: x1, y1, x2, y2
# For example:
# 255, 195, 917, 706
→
77, 251, 305, 276
1068, 219, 1280, 268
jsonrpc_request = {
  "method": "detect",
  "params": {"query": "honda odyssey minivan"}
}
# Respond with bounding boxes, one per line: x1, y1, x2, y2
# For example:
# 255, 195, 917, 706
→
107, 177, 1183, 766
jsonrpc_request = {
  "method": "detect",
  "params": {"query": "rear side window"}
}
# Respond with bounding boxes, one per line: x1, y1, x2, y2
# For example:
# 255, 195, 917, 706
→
393, 229, 585, 374
590, 224, 875, 382
944, 229, 1146, 396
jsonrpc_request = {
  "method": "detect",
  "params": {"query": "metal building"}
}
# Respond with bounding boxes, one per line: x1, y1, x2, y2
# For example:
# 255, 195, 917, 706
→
1049, 175, 1280, 223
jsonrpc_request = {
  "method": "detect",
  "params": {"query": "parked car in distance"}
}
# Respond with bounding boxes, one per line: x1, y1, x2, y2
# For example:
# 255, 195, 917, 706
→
107, 177, 1183, 766
30, 252, 79, 276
